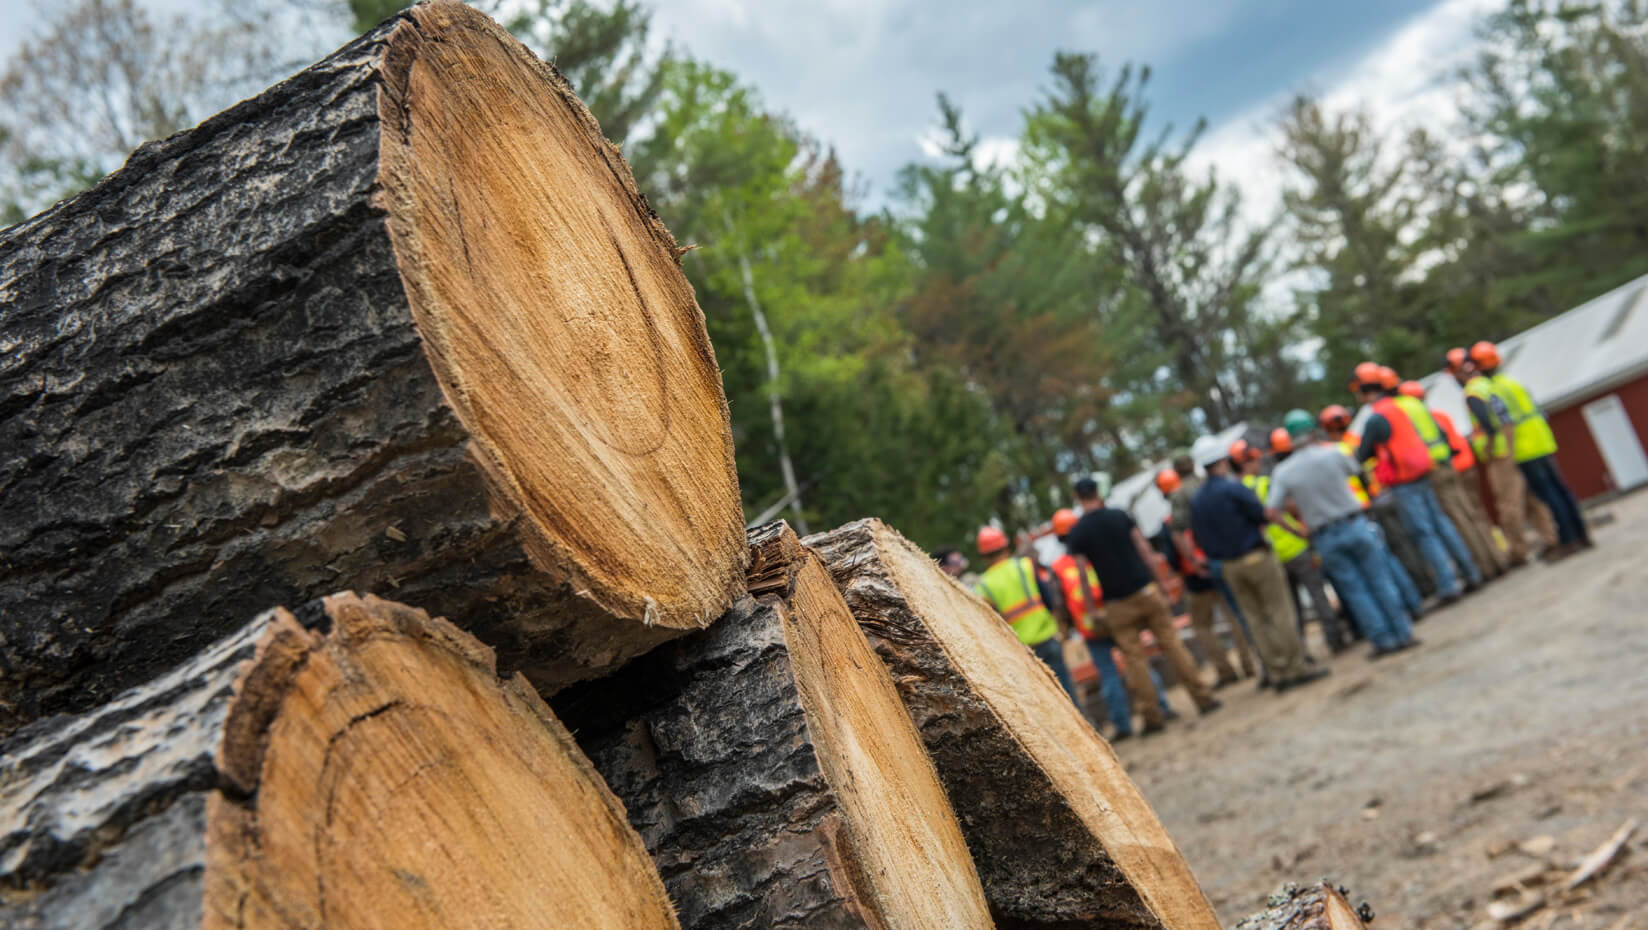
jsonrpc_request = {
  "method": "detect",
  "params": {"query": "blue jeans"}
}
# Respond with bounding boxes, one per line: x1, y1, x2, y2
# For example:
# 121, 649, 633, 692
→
1520, 456, 1587, 545
1033, 636, 1080, 707
1088, 637, 1171, 735
1316, 517, 1413, 650
1367, 518, 1423, 612
1390, 479, 1482, 596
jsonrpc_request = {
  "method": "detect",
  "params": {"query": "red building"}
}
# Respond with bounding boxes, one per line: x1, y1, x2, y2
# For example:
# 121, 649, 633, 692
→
1421, 275, 1648, 500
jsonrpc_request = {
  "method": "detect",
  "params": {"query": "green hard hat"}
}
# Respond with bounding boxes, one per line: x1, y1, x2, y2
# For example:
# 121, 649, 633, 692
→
1283, 408, 1315, 437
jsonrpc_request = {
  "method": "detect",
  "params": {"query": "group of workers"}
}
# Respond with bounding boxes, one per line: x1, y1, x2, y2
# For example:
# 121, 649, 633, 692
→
947, 341, 1594, 741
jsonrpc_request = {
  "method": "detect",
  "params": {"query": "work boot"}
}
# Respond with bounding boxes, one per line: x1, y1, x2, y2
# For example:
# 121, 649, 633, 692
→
1198, 698, 1223, 716
1140, 721, 1168, 738
1110, 730, 1134, 744
1542, 542, 1578, 563
1275, 667, 1331, 692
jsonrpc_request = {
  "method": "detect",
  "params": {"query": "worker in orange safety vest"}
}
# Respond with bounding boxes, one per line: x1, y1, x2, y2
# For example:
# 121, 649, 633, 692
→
1351, 362, 1482, 603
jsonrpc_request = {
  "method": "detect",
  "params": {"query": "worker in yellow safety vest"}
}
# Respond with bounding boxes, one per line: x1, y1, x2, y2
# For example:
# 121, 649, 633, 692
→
1449, 347, 1549, 563
973, 525, 1079, 705
1467, 342, 1592, 557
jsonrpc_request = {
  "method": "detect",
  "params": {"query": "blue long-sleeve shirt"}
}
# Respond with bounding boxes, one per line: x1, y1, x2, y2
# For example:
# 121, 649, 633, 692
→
1189, 474, 1268, 560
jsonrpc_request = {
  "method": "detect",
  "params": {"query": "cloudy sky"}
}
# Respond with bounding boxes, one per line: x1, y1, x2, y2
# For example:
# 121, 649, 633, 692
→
1, 0, 1499, 214
642, 0, 1500, 212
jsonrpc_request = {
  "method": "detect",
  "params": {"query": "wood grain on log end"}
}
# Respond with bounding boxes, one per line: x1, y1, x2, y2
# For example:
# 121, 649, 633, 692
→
0, 0, 743, 732
0, 593, 679, 930
556, 523, 992, 930
377, 1, 746, 634
808, 518, 1220, 930
1233, 882, 1368, 930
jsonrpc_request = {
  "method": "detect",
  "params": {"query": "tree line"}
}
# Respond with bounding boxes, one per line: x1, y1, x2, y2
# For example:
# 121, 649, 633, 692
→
4, 0, 1646, 550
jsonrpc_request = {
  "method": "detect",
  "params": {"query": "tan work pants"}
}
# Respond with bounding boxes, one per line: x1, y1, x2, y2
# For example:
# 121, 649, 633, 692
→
1434, 467, 1506, 577
1220, 549, 1309, 683
1486, 454, 1531, 563
1105, 585, 1214, 727
1187, 588, 1255, 682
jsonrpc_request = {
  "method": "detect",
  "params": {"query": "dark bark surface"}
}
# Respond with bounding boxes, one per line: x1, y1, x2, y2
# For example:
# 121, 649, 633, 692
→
0, 605, 278, 930
809, 518, 1215, 930
0, 2, 741, 734
1231, 883, 1369, 930
554, 597, 873, 930
1, 592, 679, 930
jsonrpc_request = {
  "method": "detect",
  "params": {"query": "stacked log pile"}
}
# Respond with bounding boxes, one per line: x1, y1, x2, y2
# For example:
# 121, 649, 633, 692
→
0, 3, 1373, 928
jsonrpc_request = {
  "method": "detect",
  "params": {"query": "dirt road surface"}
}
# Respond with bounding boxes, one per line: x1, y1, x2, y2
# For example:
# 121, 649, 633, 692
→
1123, 490, 1648, 929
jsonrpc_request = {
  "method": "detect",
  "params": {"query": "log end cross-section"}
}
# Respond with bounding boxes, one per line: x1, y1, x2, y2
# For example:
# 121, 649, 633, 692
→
809, 518, 1221, 930
557, 522, 992, 930
0, 0, 744, 732
0, 593, 679, 930
376, 0, 746, 638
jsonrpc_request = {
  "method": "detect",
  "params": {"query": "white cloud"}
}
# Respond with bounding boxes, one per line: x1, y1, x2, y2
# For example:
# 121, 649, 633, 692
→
647, 0, 1269, 204
1190, 0, 1499, 229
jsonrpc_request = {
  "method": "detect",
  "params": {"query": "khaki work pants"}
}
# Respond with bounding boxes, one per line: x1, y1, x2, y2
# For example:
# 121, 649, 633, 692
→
1486, 454, 1531, 563
1220, 549, 1309, 683
1434, 467, 1506, 577
1186, 588, 1255, 682
1105, 585, 1214, 727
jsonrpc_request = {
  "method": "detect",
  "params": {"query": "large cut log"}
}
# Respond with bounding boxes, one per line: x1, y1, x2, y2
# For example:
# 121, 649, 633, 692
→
0, 592, 679, 930
554, 522, 993, 930
1233, 883, 1369, 930
0, 0, 744, 733
808, 518, 1219, 930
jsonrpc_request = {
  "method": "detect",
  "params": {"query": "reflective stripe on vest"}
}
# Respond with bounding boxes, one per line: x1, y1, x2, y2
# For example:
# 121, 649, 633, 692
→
1487, 374, 1559, 462
974, 556, 1058, 646
1464, 375, 1510, 459
1432, 409, 1475, 473
1241, 474, 1310, 562
1394, 394, 1453, 466
1370, 397, 1435, 485
1052, 554, 1104, 639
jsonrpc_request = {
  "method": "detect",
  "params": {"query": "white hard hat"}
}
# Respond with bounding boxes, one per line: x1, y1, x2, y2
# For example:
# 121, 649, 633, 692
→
1190, 435, 1227, 469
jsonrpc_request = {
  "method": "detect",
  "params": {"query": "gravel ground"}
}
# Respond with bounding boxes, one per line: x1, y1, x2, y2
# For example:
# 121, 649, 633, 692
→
1118, 490, 1648, 929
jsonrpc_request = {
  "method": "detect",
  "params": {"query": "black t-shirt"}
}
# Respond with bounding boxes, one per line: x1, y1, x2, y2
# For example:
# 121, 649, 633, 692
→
1065, 508, 1154, 601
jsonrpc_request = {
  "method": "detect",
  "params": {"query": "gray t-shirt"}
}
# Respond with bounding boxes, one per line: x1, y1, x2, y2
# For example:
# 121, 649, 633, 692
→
1267, 444, 1362, 529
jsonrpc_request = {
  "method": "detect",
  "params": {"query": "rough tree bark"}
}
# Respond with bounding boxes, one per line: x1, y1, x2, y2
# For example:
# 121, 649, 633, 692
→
553, 522, 992, 930
1232, 883, 1369, 930
0, 0, 745, 733
807, 518, 1220, 930
0, 592, 679, 930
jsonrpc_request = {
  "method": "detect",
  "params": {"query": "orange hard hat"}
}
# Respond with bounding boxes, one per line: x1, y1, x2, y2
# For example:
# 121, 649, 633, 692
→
1051, 508, 1079, 537
1470, 340, 1501, 370
1352, 361, 1383, 388
1445, 347, 1467, 372
1320, 404, 1352, 430
1229, 438, 1261, 464
1398, 380, 1426, 399
1155, 468, 1181, 494
976, 525, 1009, 555
1378, 367, 1399, 391
1269, 428, 1294, 454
